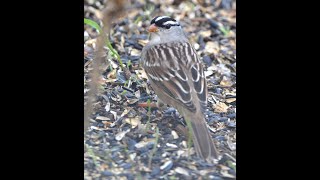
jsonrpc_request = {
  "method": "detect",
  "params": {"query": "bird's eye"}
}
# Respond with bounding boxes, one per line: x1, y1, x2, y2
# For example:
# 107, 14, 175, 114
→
164, 24, 171, 29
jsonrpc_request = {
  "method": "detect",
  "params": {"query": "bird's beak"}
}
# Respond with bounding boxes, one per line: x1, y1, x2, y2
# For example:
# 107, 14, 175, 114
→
147, 24, 159, 33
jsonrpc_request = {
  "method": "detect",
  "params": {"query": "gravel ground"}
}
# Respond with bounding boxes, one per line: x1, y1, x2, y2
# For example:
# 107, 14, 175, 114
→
84, 0, 236, 179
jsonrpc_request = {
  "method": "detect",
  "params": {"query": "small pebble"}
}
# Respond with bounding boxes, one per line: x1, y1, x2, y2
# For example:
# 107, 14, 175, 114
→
137, 147, 149, 154
171, 130, 179, 139
121, 163, 132, 169
127, 138, 137, 151
208, 116, 221, 123
150, 166, 161, 176
181, 141, 187, 148
194, 43, 200, 50
175, 167, 189, 176
166, 143, 178, 148
214, 88, 223, 94
135, 141, 154, 149
227, 113, 236, 119
203, 55, 213, 66
84, 31, 90, 41
227, 121, 236, 128
210, 176, 224, 180
122, 173, 134, 180
102, 171, 113, 176
164, 107, 176, 114
160, 160, 173, 171
219, 117, 229, 122
129, 153, 136, 161
208, 19, 220, 29
215, 135, 226, 141
162, 152, 168, 158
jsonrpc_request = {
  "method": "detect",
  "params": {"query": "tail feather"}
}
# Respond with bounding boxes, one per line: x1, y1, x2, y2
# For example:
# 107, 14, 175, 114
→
185, 112, 218, 161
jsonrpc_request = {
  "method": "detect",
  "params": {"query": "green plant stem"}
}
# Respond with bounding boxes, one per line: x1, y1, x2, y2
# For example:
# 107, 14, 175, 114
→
84, 18, 124, 69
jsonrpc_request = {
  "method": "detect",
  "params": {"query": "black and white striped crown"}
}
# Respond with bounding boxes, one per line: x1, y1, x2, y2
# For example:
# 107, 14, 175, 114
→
150, 16, 180, 29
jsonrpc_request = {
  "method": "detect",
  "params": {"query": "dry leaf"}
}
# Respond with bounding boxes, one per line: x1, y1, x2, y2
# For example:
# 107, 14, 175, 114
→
105, 101, 111, 112
138, 39, 149, 47
199, 169, 212, 176
120, 108, 130, 117
220, 76, 233, 87
124, 116, 141, 128
126, 98, 139, 105
107, 69, 117, 79
214, 102, 229, 113
110, 110, 118, 120
187, 163, 198, 171
205, 41, 219, 55
135, 69, 148, 80
199, 30, 212, 37
110, 59, 119, 69
96, 116, 111, 121
177, 150, 185, 157
110, 94, 122, 102
85, 38, 97, 48
216, 64, 231, 76
102, 121, 112, 128
135, 90, 141, 99
104, 78, 117, 83
166, 143, 178, 148
227, 138, 236, 151
226, 98, 236, 103
115, 129, 130, 141
204, 70, 214, 77
90, 126, 104, 131
135, 139, 154, 149
208, 125, 217, 133
130, 48, 140, 56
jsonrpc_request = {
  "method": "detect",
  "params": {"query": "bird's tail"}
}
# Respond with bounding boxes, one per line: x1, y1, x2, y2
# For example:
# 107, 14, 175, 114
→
185, 111, 218, 162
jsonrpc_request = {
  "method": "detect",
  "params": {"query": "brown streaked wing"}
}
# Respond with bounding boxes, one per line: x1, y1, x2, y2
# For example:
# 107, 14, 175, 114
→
143, 42, 206, 112
191, 62, 207, 111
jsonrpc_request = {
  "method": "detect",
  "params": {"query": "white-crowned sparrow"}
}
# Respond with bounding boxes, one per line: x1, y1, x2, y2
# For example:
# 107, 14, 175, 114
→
141, 16, 218, 161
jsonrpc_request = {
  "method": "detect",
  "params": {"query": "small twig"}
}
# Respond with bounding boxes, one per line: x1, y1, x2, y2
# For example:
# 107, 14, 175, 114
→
84, 0, 126, 132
